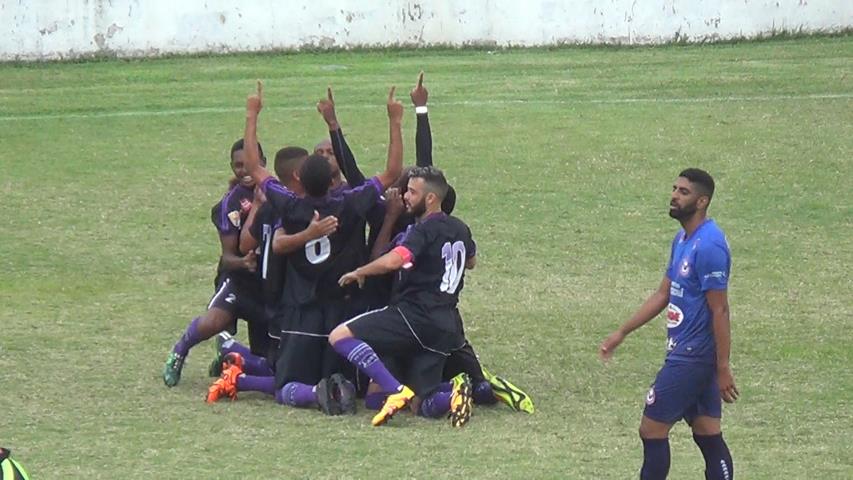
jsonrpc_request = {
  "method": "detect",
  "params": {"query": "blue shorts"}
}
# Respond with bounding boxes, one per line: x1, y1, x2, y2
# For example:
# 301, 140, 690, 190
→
643, 360, 721, 425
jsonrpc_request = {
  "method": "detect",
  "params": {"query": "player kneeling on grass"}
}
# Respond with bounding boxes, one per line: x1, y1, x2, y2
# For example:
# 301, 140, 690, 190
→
163, 139, 273, 388
329, 166, 477, 427
206, 81, 403, 417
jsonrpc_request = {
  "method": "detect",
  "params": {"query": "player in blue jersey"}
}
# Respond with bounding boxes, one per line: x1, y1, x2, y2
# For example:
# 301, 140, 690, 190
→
599, 168, 738, 480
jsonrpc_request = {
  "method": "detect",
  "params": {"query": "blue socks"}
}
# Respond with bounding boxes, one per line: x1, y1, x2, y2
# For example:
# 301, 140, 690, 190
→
641, 438, 671, 480
693, 433, 734, 480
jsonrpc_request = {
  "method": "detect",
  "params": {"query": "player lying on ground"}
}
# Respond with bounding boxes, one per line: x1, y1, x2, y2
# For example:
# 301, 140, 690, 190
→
163, 140, 272, 387
599, 168, 737, 480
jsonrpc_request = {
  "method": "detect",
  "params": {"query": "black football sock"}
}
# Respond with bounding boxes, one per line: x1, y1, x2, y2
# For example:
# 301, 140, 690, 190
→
640, 437, 671, 480
693, 433, 734, 480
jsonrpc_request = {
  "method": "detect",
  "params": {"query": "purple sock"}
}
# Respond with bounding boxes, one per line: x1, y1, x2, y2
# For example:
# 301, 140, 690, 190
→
277, 382, 317, 408
172, 317, 204, 357
419, 391, 452, 418
473, 380, 497, 405
220, 337, 274, 376
221, 336, 252, 357
236, 374, 275, 395
436, 381, 452, 393
364, 392, 389, 410
332, 338, 402, 393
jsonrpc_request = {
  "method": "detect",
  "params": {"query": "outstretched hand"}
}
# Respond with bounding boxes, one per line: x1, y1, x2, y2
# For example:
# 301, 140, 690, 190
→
338, 270, 365, 288
410, 71, 428, 107
247, 80, 263, 114
387, 86, 403, 122
317, 86, 339, 128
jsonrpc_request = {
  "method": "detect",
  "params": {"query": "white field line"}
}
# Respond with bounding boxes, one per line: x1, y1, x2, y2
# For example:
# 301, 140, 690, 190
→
1, 93, 850, 122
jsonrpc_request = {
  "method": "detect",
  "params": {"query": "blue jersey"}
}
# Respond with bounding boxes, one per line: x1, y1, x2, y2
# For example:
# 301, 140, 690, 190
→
664, 219, 730, 364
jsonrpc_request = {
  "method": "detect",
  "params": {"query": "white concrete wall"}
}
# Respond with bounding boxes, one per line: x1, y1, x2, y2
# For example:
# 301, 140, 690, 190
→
2, 1, 850, 60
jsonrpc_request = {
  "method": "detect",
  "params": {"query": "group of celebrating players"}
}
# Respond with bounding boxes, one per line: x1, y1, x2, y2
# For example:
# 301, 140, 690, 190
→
159, 70, 739, 479
161, 73, 533, 428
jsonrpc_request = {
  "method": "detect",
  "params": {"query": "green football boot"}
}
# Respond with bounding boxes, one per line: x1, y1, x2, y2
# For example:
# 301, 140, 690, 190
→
481, 367, 534, 414
163, 351, 185, 387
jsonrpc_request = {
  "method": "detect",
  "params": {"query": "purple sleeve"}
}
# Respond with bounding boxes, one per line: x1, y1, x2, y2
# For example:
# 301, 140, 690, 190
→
261, 176, 297, 215
342, 176, 383, 218
211, 189, 238, 235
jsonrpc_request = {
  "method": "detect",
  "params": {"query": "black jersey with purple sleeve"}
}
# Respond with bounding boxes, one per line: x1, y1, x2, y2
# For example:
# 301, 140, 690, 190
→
279, 177, 384, 305
210, 184, 256, 286
390, 213, 476, 309
248, 201, 285, 311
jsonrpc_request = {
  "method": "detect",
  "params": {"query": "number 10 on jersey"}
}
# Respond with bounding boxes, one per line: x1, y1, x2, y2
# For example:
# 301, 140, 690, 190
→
440, 241, 466, 294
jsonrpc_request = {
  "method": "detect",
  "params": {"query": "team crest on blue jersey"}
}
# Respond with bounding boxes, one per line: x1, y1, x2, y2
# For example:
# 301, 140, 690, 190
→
666, 303, 684, 328
679, 258, 690, 276
646, 386, 656, 405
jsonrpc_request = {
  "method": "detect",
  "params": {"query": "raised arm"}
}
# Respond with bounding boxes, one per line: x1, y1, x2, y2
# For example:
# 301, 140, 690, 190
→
244, 81, 272, 185
318, 87, 366, 186
239, 187, 266, 255
375, 86, 404, 189
411, 71, 433, 167
599, 276, 671, 361
369, 188, 404, 260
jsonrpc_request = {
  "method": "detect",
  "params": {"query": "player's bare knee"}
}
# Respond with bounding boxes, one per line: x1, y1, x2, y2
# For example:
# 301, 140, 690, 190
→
328, 325, 353, 345
639, 416, 671, 439
690, 416, 722, 436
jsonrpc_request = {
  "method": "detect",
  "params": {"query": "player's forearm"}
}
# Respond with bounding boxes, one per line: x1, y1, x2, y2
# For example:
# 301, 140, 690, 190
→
711, 305, 732, 369
331, 128, 366, 187
239, 213, 259, 255
272, 228, 317, 255
220, 252, 248, 272
357, 250, 405, 278
370, 218, 397, 260
415, 112, 433, 167
377, 119, 403, 189
243, 111, 269, 184
619, 292, 669, 336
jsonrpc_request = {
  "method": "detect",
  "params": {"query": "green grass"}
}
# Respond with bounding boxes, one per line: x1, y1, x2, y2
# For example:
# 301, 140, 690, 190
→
1, 36, 851, 478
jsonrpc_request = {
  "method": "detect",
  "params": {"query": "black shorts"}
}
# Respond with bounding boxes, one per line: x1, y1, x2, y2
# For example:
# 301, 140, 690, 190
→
345, 303, 466, 356
209, 276, 271, 356
273, 300, 349, 389
344, 304, 465, 396
443, 342, 485, 383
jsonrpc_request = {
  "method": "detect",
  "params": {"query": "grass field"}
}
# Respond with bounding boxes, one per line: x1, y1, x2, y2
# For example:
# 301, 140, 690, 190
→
1, 36, 851, 479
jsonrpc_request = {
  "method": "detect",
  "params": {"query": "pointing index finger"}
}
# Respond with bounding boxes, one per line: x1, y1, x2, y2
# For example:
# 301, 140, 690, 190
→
388, 85, 396, 102
327, 86, 334, 103
417, 71, 424, 88
257, 80, 263, 98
